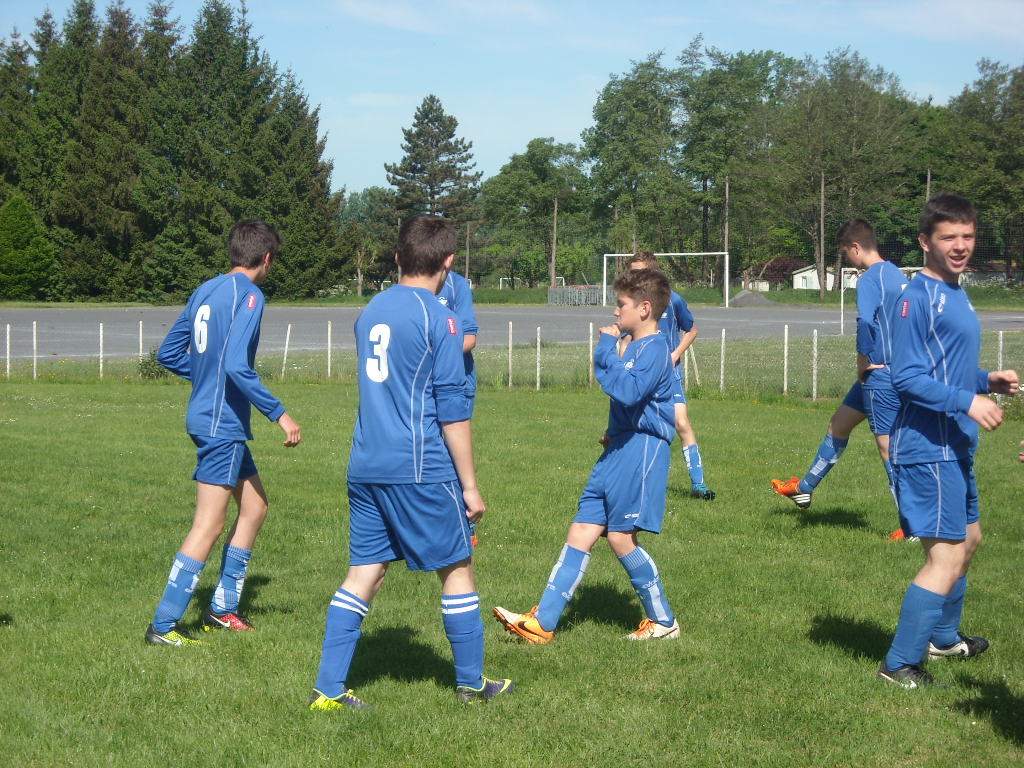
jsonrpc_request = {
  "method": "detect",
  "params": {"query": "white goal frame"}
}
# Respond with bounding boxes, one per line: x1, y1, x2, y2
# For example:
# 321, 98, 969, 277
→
602, 252, 730, 307
839, 265, 923, 335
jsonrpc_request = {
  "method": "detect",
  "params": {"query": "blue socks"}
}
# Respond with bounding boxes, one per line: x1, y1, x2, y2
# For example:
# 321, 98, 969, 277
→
211, 544, 251, 615
314, 588, 369, 698
152, 552, 205, 633
683, 443, 704, 487
930, 576, 967, 649
799, 433, 849, 493
619, 547, 674, 627
536, 545, 591, 632
883, 458, 899, 511
441, 593, 484, 689
884, 582, 946, 671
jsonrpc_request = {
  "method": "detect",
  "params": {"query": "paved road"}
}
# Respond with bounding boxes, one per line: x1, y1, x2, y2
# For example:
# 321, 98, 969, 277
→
1, 303, 1022, 359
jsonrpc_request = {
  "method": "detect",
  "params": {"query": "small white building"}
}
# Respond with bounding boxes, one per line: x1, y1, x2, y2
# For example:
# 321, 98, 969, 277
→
791, 265, 859, 290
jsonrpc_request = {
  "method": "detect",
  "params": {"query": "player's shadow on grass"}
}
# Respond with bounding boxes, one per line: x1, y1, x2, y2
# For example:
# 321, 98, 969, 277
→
564, 583, 643, 631
776, 505, 869, 531
190, 575, 287, 627
347, 626, 451, 688
0, 613, 12, 628
953, 674, 1024, 747
807, 613, 890, 661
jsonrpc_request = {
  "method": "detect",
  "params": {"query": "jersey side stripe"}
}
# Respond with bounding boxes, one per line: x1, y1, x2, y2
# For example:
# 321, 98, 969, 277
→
211, 276, 238, 438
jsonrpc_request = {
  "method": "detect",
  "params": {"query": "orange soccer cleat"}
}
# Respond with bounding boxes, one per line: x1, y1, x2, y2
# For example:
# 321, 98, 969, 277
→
771, 476, 812, 510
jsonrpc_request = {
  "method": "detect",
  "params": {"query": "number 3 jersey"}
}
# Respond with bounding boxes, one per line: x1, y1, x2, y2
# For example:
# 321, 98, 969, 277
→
347, 284, 471, 485
158, 272, 284, 441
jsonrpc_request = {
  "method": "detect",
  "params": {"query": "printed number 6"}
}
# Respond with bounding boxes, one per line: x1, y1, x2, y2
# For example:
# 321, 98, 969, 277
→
366, 323, 391, 382
194, 304, 211, 353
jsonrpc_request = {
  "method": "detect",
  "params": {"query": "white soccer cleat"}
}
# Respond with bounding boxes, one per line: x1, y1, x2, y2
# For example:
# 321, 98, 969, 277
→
626, 618, 680, 641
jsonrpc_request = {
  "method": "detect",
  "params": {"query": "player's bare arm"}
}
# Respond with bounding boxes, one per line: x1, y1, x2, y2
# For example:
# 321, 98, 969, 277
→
441, 419, 486, 522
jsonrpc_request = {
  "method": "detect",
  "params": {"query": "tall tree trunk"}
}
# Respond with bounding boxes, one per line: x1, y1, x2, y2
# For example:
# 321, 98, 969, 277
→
549, 196, 558, 288
818, 172, 826, 301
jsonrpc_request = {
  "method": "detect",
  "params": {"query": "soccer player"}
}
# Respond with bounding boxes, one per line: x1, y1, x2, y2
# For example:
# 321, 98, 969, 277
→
771, 220, 908, 538
877, 194, 1018, 688
493, 268, 681, 644
146, 220, 302, 646
309, 216, 512, 710
437, 270, 479, 414
628, 251, 714, 500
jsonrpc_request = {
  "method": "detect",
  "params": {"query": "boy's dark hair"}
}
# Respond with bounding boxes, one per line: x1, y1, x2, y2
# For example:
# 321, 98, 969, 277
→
919, 193, 977, 237
397, 216, 457, 276
613, 267, 670, 319
630, 250, 658, 267
837, 218, 878, 252
229, 220, 281, 268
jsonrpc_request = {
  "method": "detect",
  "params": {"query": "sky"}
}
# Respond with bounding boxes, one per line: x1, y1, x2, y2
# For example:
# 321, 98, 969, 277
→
3, 0, 1023, 196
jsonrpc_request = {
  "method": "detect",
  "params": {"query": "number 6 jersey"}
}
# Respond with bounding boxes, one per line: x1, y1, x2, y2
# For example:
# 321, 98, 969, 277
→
347, 284, 470, 485
158, 272, 284, 441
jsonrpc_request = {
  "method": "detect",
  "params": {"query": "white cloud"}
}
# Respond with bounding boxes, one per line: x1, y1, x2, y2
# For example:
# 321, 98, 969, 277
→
336, 0, 440, 34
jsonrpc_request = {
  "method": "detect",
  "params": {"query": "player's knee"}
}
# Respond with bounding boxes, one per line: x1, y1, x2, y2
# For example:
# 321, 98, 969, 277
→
242, 497, 269, 525
606, 532, 637, 557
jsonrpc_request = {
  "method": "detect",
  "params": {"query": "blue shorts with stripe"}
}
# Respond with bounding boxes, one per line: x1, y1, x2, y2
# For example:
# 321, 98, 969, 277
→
574, 432, 671, 534
672, 365, 687, 404
894, 458, 979, 541
190, 435, 257, 487
840, 381, 900, 437
347, 480, 473, 571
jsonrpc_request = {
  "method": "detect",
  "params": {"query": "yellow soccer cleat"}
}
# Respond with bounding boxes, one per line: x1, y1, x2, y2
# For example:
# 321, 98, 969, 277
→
626, 617, 680, 641
492, 605, 554, 645
307, 689, 371, 712
144, 623, 203, 647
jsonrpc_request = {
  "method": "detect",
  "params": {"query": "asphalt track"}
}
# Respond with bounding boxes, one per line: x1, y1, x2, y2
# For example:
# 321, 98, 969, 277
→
1, 302, 1022, 359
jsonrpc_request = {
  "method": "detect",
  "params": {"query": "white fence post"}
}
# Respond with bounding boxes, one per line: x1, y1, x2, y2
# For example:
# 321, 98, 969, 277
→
812, 329, 818, 400
683, 344, 689, 390
281, 323, 292, 379
535, 326, 541, 391
138, 320, 144, 359
327, 320, 332, 379
588, 322, 594, 387
783, 324, 789, 395
5, 323, 9, 380
99, 323, 104, 379
719, 328, 725, 393
840, 282, 845, 336
507, 321, 512, 389
997, 330, 1005, 403
32, 320, 37, 381
689, 346, 701, 387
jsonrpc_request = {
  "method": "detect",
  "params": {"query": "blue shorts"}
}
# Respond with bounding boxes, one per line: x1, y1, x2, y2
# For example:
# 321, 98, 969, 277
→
348, 481, 473, 571
672, 365, 687, 405
190, 435, 257, 487
894, 459, 979, 541
574, 433, 670, 534
841, 381, 900, 437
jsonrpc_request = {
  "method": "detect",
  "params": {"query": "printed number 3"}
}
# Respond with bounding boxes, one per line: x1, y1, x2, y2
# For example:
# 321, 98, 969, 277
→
366, 323, 391, 382
194, 304, 211, 353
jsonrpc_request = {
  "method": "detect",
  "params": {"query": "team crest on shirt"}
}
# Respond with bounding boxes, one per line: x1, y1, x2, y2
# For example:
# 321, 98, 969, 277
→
247, 293, 257, 310
447, 317, 457, 335
438, 297, 449, 306
900, 300, 909, 318
625, 359, 635, 370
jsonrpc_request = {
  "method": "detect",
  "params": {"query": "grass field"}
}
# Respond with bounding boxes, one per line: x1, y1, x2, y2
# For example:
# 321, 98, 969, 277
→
2, 382, 1024, 767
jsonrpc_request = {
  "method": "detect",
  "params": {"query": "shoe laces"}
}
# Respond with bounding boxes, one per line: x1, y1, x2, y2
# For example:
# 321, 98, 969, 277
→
634, 618, 655, 635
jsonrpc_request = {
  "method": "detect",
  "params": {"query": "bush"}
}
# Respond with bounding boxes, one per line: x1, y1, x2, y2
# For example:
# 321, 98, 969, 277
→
138, 349, 170, 379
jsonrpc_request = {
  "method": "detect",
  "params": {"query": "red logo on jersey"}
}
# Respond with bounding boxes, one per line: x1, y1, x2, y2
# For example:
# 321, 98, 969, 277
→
900, 299, 909, 318
247, 294, 257, 310
447, 317, 457, 335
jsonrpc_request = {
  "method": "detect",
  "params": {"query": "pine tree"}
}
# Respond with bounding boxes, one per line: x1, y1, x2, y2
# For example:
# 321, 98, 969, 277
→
385, 94, 481, 222
0, 31, 35, 198
0, 193, 55, 299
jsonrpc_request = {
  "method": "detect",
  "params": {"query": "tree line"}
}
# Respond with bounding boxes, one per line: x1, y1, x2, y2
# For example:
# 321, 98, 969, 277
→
1, 3, 1021, 301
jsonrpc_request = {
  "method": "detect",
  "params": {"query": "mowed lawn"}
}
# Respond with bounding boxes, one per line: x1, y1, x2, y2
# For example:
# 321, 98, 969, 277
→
1, 382, 1023, 767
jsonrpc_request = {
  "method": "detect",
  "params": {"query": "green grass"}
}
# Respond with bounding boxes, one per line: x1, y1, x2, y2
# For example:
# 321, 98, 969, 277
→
757, 285, 1024, 311
1, 382, 1024, 766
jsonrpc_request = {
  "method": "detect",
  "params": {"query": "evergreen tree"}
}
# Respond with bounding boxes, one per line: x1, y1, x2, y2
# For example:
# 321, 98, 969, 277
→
0, 193, 55, 299
385, 94, 481, 222
0, 31, 35, 199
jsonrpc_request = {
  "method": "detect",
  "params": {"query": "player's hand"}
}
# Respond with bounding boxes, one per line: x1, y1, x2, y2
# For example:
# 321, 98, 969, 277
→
967, 395, 1003, 431
598, 433, 609, 448
463, 486, 486, 523
599, 323, 620, 337
858, 363, 884, 383
278, 412, 301, 447
988, 369, 1020, 395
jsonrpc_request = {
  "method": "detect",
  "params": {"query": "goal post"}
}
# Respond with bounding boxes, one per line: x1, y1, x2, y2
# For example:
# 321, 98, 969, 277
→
602, 252, 731, 307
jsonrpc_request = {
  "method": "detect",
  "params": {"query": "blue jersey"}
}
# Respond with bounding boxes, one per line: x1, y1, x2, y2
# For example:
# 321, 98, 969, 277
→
594, 332, 677, 443
158, 273, 284, 441
347, 285, 470, 484
856, 260, 907, 390
657, 291, 694, 350
889, 273, 990, 465
436, 271, 478, 397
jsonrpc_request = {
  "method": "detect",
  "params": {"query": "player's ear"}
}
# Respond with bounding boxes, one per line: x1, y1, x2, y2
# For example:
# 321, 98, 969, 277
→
443, 253, 455, 271
917, 232, 930, 254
